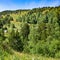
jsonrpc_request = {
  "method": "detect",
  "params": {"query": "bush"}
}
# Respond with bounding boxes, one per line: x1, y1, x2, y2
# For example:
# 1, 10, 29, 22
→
55, 51, 60, 58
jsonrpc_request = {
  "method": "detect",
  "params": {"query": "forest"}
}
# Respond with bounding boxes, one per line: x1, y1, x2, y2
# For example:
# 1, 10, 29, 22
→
0, 6, 60, 60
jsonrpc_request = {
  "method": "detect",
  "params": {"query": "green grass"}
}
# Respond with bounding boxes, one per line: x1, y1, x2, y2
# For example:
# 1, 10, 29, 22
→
0, 50, 60, 60
0, 46, 60, 60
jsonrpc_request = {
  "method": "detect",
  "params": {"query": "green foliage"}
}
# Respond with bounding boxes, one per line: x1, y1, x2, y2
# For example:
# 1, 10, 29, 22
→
0, 6, 60, 58
4, 15, 13, 24
21, 23, 30, 39
8, 28, 24, 52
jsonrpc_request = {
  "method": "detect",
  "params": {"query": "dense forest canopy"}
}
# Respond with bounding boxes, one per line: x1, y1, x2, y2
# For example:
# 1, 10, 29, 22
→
0, 6, 60, 59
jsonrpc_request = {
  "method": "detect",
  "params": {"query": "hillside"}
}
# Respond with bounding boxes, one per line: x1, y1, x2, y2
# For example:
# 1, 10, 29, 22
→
0, 6, 60, 60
